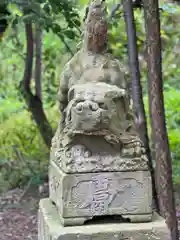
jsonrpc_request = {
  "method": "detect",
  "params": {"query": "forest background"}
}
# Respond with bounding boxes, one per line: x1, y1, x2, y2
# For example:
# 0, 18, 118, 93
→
0, 0, 179, 196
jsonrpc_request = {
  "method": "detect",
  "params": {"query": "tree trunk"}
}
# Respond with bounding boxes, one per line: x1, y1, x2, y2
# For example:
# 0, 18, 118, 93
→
0, 3, 10, 41
35, 24, 42, 101
20, 23, 53, 149
122, 0, 158, 210
143, 1, 179, 239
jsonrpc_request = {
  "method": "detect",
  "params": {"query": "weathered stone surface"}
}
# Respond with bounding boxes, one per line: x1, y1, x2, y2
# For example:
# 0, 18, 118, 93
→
38, 1, 159, 239
49, 161, 152, 225
52, 142, 149, 173
53, 0, 149, 177
38, 198, 170, 240
51, 83, 149, 174
57, 0, 128, 131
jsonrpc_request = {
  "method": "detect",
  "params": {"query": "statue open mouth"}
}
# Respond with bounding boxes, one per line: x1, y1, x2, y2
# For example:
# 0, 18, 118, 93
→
67, 107, 109, 133
63, 82, 129, 135
72, 129, 108, 134
70, 129, 114, 137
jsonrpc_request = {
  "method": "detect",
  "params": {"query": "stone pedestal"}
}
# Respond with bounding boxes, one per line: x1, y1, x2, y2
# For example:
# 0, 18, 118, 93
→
38, 198, 170, 240
49, 161, 152, 226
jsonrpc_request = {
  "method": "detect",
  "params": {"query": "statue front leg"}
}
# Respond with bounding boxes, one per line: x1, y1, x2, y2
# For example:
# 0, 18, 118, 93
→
57, 87, 68, 133
121, 136, 145, 158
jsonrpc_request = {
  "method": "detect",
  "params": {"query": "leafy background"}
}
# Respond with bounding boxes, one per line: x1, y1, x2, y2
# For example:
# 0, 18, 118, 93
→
0, 0, 180, 191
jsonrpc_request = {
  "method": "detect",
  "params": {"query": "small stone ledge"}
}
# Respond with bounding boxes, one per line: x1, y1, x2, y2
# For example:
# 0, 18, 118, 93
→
38, 198, 170, 240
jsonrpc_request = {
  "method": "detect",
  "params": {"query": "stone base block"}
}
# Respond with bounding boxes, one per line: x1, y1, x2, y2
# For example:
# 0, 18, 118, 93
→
49, 161, 152, 225
38, 198, 170, 240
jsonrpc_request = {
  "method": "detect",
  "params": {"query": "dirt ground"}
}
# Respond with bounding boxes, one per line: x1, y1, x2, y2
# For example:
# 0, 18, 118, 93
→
0, 186, 180, 240
0, 187, 41, 240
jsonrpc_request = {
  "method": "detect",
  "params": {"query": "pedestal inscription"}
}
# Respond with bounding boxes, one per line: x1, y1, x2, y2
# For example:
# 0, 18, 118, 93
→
49, 161, 152, 225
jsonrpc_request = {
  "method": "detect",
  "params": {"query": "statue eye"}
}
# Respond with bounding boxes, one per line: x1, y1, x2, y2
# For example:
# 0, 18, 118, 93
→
112, 97, 119, 102
99, 102, 107, 110
112, 97, 123, 103
76, 99, 83, 104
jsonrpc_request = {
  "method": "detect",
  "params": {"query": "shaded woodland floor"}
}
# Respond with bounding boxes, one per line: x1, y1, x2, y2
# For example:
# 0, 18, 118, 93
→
0, 186, 180, 240
0, 187, 40, 240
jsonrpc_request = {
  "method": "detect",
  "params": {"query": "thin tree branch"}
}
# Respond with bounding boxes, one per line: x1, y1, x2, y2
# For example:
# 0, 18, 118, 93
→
60, 36, 74, 57
122, 0, 158, 210
12, 145, 36, 176
109, 0, 142, 19
35, 24, 42, 101
110, 3, 122, 18
18, 177, 33, 202
20, 22, 53, 148
22, 23, 34, 91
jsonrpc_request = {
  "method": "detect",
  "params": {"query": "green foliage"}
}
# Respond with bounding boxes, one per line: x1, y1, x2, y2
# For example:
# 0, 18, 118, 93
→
0, 0, 180, 190
42, 29, 75, 106
164, 90, 180, 184
0, 104, 59, 191
6, 0, 81, 41
0, 110, 48, 189
0, 98, 24, 122
107, 1, 180, 91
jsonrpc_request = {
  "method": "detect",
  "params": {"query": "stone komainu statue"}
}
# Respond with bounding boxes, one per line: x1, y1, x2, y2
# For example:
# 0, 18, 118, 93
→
54, 0, 146, 159
49, 0, 152, 226
38, 2, 170, 239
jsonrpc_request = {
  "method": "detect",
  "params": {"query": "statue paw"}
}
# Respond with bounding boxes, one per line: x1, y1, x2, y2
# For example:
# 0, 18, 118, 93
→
121, 141, 144, 158
134, 146, 142, 156
141, 147, 146, 154
121, 148, 130, 156
104, 134, 119, 144
65, 145, 92, 159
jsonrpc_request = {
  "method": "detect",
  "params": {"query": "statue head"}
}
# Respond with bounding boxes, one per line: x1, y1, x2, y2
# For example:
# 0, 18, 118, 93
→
84, 0, 108, 53
63, 82, 131, 135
